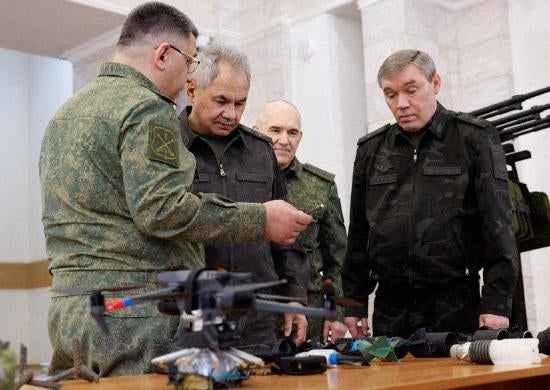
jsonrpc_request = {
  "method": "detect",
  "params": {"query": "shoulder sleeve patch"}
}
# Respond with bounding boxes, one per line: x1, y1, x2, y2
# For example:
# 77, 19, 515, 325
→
303, 163, 335, 182
239, 125, 273, 143
358, 124, 391, 144
148, 124, 180, 168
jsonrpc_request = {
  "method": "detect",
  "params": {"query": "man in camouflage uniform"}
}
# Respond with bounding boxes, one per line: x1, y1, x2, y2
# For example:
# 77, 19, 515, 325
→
40, 3, 311, 377
179, 44, 309, 345
343, 50, 519, 338
254, 100, 348, 342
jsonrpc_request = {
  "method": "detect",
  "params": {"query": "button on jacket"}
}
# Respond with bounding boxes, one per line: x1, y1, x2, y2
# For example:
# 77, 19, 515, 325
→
343, 104, 519, 319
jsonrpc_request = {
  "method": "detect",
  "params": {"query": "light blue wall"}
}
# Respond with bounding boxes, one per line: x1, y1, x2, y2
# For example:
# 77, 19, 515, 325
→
0, 47, 72, 363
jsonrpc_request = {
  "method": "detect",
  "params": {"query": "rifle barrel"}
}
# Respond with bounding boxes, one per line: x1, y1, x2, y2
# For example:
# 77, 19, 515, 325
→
490, 103, 550, 127
500, 117, 550, 141
470, 85, 550, 117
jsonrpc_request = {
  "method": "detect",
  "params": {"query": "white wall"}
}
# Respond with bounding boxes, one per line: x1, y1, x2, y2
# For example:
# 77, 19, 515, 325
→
0, 49, 32, 261
0, 48, 72, 363
290, 13, 367, 224
508, 0, 550, 335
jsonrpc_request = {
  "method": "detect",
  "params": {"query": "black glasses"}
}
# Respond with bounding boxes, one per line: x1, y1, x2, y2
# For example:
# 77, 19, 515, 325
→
169, 44, 200, 73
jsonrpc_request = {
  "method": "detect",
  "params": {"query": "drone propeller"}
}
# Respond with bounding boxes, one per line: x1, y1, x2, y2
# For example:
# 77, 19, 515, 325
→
88, 286, 188, 334
254, 299, 336, 319
102, 287, 185, 312
255, 293, 306, 303
322, 278, 363, 308
221, 279, 287, 294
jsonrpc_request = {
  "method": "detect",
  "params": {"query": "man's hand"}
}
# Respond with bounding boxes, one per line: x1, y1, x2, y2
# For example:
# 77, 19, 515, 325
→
322, 320, 348, 343
345, 316, 370, 338
284, 302, 308, 345
479, 313, 509, 329
263, 200, 313, 245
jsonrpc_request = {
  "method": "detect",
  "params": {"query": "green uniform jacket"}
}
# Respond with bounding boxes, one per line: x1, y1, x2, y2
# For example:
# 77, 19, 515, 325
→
343, 104, 519, 319
284, 158, 347, 324
40, 63, 266, 376
40, 62, 265, 285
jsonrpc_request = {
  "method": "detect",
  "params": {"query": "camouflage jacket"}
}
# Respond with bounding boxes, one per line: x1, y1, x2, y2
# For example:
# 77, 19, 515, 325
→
40, 62, 265, 287
283, 159, 346, 294
180, 111, 308, 299
283, 159, 347, 321
342, 104, 519, 318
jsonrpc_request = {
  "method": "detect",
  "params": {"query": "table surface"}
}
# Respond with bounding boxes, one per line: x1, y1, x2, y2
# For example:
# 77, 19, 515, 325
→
21, 355, 550, 390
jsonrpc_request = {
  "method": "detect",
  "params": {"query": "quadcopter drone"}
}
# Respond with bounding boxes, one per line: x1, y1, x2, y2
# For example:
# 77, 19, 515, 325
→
54, 269, 360, 349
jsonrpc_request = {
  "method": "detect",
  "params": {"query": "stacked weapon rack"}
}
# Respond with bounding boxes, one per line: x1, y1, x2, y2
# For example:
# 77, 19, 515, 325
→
470, 86, 550, 329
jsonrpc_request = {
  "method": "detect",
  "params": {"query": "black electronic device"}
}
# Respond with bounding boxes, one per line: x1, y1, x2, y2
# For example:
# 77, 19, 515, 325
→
52, 269, 359, 350
274, 356, 327, 375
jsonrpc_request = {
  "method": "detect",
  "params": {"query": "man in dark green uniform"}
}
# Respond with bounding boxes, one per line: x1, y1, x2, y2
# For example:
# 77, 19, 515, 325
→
180, 44, 309, 346
343, 49, 519, 338
254, 101, 348, 342
40, 3, 311, 377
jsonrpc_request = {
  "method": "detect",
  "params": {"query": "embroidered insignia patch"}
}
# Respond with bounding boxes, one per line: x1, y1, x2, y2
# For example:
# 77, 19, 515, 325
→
148, 124, 179, 167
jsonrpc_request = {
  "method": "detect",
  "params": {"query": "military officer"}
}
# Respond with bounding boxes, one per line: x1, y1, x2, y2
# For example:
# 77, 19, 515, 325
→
40, 2, 311, 376
254, 100, 348, 342
342, 49, 519, 338
180, 44, 309, 345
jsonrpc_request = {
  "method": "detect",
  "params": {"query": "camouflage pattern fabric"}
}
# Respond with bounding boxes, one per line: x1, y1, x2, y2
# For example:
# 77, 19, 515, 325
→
0, 341, 16, 390
372, 281, 480, 337
180, 110, 308, 344
40, 62, 266, 376
49, 271, 183, 376
343, 103, 519, 331
283, 159, 347, 340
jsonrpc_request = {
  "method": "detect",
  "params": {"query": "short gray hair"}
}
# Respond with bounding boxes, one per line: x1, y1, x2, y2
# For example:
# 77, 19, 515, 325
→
192, 42, 251, 87
377, 49, 436, 87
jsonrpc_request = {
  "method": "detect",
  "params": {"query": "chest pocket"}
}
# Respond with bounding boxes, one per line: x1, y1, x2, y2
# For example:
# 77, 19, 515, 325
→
191, 172, 211, 194
236, 172, 271, 202
423, 166, 465, 213
369, 174, 398, 186
367, 174, 399, 213
194, 173, 210, 183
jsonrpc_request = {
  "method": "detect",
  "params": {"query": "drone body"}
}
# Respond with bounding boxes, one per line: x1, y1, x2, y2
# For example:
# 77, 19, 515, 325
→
82, 269, 338, 349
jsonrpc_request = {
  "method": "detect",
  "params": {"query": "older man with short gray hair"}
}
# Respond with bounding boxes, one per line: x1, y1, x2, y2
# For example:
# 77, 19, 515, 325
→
343, 49, 518, 338
179, 43, 309, 345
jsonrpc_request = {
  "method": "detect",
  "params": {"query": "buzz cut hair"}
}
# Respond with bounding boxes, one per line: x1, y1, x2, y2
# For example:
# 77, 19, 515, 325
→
192, 42, 251, 88
377, 49, 436, 88
117, 2, 198, 48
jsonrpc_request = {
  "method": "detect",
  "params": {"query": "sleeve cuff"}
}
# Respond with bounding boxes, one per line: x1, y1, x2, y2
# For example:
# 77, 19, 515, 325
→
345, 305, 368, 318
479, 295, 513, 317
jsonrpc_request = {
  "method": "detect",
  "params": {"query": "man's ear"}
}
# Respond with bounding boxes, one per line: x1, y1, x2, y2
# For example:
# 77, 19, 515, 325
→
295, 131, 303, 147
186, 79, 197, 102
153, 43, 170, 71
432, 73, 441, 95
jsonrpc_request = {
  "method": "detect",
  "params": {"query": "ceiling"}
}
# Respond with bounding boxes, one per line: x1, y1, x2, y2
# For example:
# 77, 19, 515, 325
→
0, 0, 126, 59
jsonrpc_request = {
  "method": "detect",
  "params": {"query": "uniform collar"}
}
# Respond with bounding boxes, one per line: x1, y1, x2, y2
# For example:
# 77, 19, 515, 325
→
98, 62, 175, 105
180, 105, 250, 150
390, 102, 448, 144
283, 158, 302, 178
